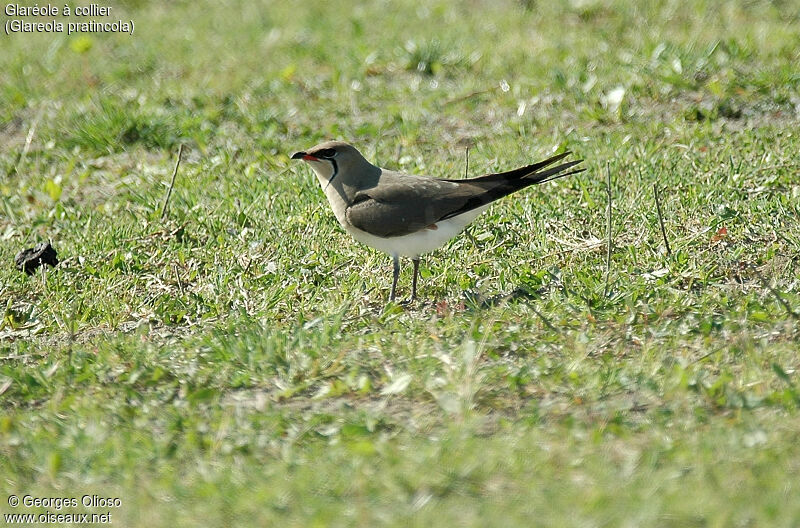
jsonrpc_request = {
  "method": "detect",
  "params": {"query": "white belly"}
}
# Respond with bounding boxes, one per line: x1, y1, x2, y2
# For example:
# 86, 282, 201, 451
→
344, 205, 489, 258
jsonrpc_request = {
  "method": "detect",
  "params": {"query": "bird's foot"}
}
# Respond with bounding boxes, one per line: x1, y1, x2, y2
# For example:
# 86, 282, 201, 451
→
399, 296, 416, 306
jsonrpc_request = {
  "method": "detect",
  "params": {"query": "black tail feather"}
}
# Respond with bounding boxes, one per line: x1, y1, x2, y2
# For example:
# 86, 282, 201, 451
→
522, 159, 584, 185
437, 155, 584, 221
442, 151, 574, 184
538, 167, 586, 185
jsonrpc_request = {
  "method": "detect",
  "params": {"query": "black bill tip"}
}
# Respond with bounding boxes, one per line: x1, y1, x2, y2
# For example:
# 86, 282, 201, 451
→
291, 151, 306, 160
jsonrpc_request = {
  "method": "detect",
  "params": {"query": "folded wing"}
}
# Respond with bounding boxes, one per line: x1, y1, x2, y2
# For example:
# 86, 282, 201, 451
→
346, 152, 584, 238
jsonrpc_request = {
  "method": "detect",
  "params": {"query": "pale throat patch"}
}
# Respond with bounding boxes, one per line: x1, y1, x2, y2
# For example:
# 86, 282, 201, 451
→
307, 160, 348, 224
307, 160, 335, 185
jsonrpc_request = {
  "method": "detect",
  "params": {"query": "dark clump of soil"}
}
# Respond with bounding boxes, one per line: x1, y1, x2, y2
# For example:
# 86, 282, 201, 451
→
14, 241, 59, 275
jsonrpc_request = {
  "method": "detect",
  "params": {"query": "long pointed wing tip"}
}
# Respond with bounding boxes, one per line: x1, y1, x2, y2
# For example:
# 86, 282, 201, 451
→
539, 165, 587, 184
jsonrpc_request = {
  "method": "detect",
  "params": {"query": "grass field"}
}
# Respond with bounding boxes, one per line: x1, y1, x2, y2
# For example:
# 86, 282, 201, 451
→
2, 0, 800, 525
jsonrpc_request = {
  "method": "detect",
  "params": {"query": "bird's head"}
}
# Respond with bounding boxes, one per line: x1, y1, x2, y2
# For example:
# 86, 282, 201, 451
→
291, 141, 374, 188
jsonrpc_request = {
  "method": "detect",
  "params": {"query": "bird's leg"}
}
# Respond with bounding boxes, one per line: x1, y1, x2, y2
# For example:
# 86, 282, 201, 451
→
389, 255, 400, 302
400, 258, 420, 305
410, 258, 420, 302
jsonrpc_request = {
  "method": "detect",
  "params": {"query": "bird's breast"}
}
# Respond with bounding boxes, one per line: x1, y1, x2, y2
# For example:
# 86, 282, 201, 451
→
321, 184, 350, 226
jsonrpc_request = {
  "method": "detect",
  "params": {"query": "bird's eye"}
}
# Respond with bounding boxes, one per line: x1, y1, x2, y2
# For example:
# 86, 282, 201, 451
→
317, 148, 337, 158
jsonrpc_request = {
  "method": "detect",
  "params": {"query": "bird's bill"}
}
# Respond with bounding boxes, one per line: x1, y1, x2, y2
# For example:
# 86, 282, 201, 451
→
291, 151, 319, 162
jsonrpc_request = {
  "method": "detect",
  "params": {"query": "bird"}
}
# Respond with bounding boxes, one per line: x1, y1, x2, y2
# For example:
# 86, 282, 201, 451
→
291, 141, 584, 302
